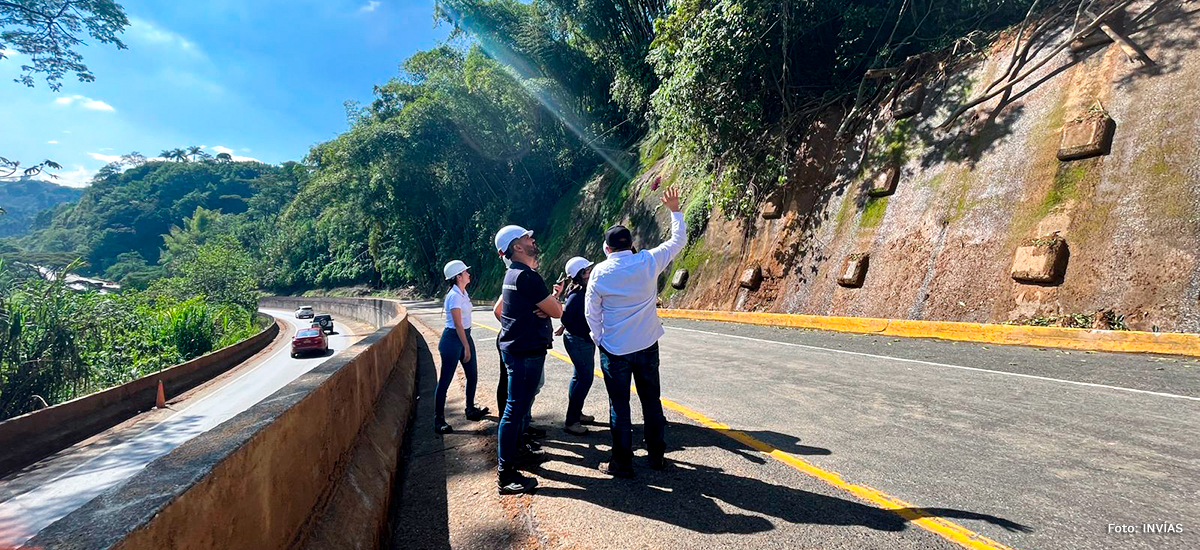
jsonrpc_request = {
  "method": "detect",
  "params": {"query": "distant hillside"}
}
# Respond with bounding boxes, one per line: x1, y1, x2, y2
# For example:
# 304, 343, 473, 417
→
20, 159, 306, 278
0, 177, 84, 237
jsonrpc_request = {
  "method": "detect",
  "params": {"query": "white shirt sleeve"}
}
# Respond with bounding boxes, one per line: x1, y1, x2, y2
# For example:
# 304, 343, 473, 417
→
584, 280, 604, 347
647, 211, 687, 276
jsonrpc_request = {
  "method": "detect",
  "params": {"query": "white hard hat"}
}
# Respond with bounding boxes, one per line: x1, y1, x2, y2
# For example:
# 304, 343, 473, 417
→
494, 225, 533, 255
565, 256, 592, 278
443, 260, 470, 280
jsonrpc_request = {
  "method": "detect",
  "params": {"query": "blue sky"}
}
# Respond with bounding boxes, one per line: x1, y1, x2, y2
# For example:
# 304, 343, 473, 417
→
0, 0, 449, 187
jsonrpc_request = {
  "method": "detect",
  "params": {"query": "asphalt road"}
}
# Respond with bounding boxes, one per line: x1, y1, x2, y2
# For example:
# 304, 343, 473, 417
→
0, 308, 367, 548
402, 301, 1199, 550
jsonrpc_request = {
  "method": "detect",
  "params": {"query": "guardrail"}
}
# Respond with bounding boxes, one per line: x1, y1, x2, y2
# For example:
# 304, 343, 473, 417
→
0, 313, 281, 476
29, 297, 418, 550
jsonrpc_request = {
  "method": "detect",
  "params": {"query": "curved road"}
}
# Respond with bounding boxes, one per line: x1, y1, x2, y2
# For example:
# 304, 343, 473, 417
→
0, 308, 367, 548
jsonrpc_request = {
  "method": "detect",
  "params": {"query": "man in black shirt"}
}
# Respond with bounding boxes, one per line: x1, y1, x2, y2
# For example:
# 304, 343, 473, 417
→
493, 225, 562, 494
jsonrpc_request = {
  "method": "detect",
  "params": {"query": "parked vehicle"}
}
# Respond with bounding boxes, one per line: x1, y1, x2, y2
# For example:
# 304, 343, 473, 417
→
295, 306, 314, 319
291, 328, 328, 358
313, 314, 334, 334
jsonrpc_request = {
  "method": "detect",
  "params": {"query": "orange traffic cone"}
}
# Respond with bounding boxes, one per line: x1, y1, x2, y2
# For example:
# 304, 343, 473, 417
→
156, 380, 167, 409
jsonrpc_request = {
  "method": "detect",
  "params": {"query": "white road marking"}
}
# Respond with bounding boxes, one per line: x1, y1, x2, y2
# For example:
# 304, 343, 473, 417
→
665, 325, 1200, 402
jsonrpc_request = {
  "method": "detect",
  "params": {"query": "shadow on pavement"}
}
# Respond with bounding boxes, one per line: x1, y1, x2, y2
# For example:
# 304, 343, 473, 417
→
387, 329, 451, 550
534, 422, 1029, 536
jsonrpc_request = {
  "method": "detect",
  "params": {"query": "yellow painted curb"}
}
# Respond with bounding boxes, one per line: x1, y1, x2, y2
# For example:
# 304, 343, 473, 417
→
658, 309, 1200, 358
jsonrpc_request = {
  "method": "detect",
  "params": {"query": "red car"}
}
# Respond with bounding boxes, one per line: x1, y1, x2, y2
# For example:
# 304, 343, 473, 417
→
291, 328, 328, 358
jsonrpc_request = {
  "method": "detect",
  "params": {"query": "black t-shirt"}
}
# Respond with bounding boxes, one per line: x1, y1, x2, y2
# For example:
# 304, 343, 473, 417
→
498, 261, 553, 356
561, 287, 592, 343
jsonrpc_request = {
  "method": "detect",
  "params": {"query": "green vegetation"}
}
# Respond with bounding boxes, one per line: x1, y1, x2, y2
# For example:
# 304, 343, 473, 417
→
0, 178, 83, 237
12, 156, 306, 289
0, 258, 262, 420
860, 196, 889, 228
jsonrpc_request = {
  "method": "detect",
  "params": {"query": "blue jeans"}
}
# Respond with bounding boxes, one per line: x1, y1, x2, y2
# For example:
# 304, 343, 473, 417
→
497, 351, 545, 470
562, 333, 595, 425
599, 343, 665, 466
436, 328, 478, 419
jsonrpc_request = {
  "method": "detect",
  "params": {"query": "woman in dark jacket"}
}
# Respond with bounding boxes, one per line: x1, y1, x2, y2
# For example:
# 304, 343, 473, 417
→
557, 256, 597, 434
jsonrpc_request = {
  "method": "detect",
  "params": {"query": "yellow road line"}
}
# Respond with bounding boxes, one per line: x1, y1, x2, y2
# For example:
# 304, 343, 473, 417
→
471, 321, 1014, 550
658, 308, 1200, 358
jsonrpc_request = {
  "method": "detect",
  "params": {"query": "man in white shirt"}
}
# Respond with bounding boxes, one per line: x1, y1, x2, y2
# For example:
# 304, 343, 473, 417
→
584, 187, 686, 477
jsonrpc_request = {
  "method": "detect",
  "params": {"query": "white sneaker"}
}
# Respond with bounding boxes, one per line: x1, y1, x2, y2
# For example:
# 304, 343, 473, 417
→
564, 422, 588, 435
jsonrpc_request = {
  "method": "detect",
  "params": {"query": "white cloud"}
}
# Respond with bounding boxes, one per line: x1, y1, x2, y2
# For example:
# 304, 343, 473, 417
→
128, 18, 204, 58
50, 166, 97, 188
208, 145, 259, 162
359, 1, 381, 12
54, 95, 116, 112
62, 130, 72, 134
88, 152, 123, 163
98, 147, 114, 151
0, 49, 17, 58
47, 140, 58, 144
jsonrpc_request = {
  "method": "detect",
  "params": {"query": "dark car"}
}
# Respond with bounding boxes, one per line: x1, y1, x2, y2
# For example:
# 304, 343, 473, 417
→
313, 314, 334, 334
291, 328, 328, 358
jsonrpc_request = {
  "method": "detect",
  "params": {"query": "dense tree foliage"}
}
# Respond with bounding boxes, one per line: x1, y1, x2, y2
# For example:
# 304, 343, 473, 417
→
18, 157, 306, 286
0, 178, 82, 237
0, 260, 261, 420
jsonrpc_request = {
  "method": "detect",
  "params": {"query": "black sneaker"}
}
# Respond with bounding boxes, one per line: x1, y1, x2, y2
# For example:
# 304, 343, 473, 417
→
648, 453, 666, 471
521, 437, 542, 451
497, 470, 538, 495
599, 461, 635, 478
515, 443, 548, 466
433, 419, 453, 435
523, 426, 547, 439
465, 406, 489, 421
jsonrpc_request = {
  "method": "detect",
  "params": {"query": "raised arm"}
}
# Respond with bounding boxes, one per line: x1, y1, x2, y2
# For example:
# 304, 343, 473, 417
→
648, 187, 687, 275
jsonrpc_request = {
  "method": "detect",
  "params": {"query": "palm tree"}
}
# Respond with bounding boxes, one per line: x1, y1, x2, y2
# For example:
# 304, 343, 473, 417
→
186, 146, 210, 162
215, 152, 233, 163
160, 149, 175, 161
171, 149, 189, 163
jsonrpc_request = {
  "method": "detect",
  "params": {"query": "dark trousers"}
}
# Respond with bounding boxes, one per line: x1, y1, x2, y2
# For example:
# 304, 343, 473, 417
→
436, 328, 478, 418
497, 351, 545, 470
562, 333, 595, 425
599, 342, 665, 466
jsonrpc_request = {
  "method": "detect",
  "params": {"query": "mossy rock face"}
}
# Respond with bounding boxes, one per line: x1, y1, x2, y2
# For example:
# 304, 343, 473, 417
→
1057, 113, 1115, 161
837, 253, 869, 288
671, 269, 689, 290
1011, 235, 1069, 285
892, 84, 926, 120
867, 165, 900, 198
739, 266, 762, 290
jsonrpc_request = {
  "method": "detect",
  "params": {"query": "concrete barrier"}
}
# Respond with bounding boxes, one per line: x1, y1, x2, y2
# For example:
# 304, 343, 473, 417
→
0, 314, 280, 476
28, 297, 418, 550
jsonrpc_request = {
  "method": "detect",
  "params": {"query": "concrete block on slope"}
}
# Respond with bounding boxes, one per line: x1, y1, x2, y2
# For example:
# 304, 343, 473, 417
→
837, 253, 869, 288
739, 266, 762, 290
1011, 235, 1069, 285
671, 269, 689, 290
1058, 112, 1115, 161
